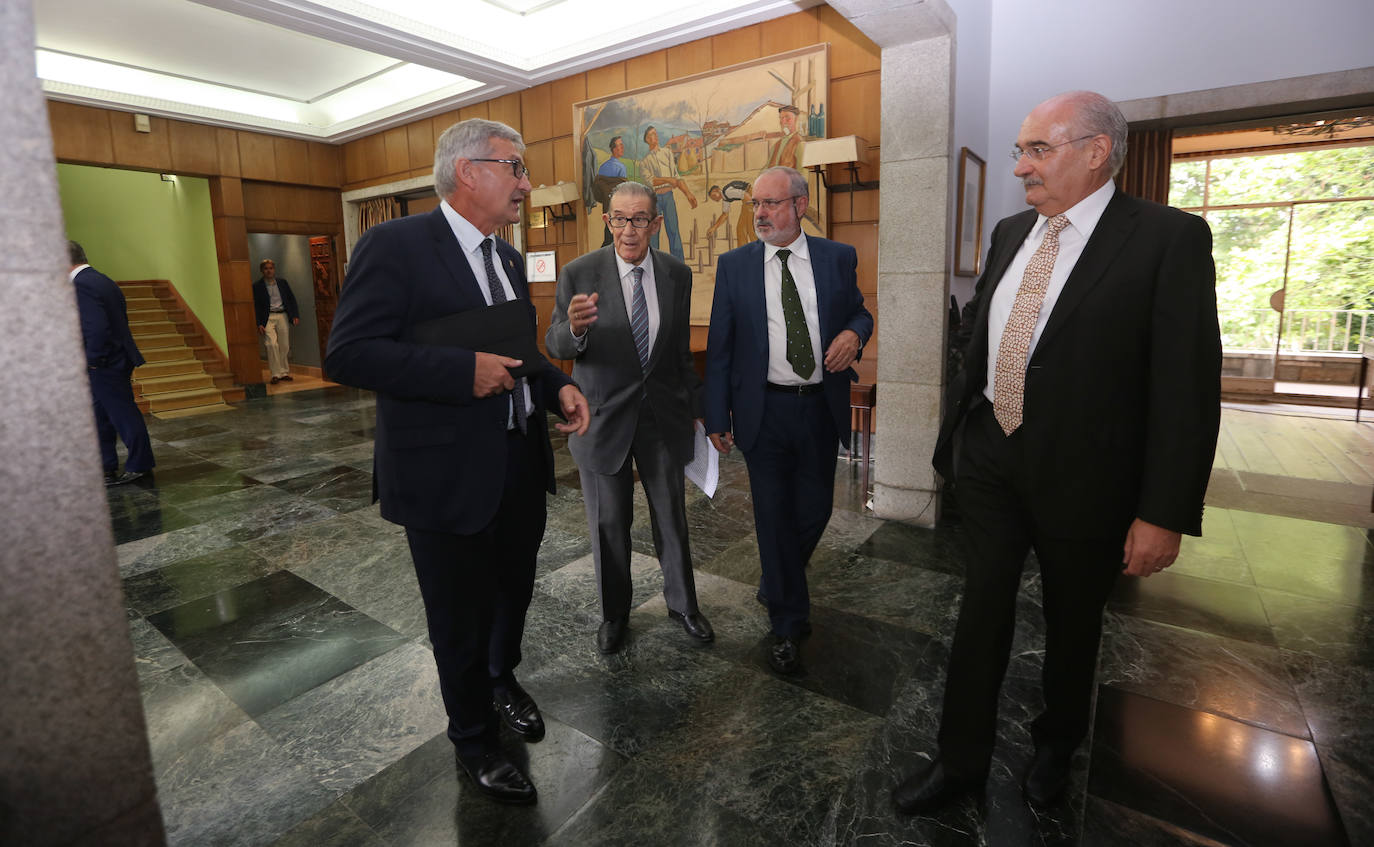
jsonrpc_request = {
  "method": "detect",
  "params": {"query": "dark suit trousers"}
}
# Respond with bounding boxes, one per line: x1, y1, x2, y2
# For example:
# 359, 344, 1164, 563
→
404, 428, 546, 756
580, 405, 699, 621
88, 363, 154, 473
938, 400, 1122, 778
742, 391, 837, 638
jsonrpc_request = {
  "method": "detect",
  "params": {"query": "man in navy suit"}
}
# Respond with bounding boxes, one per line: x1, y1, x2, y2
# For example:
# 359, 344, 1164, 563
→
705, 166, 873, 675
251, 259, 300, 384
893, 91, 1221, 815
326, 119, 589, 806
68, 241, 154, 485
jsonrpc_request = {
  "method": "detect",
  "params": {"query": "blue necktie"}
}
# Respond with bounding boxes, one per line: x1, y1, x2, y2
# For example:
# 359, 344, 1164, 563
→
480, 238, 528, 433
630, 266, 650, 370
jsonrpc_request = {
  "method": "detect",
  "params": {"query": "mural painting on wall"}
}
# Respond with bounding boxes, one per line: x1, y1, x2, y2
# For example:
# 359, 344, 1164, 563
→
574, 45, 828, 323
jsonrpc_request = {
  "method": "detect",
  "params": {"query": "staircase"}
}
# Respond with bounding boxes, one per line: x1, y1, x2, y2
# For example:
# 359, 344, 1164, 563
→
120, 280, 244, 417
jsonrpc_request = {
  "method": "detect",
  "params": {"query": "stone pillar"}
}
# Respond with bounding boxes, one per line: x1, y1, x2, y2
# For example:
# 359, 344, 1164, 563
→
209, 176, 261, 385
0, 2, 165, 844
830, 0, 957, 526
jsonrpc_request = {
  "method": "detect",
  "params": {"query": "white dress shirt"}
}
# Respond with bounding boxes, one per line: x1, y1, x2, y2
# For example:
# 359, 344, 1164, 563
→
763, 233, 823, 386
569, 251, 660, 357
984, 180, 1115, 403
439, 199, 533, 423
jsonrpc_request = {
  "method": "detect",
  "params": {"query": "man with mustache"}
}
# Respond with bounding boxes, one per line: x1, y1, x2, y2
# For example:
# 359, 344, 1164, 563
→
893, 91, 1221, 814
705, 165, 872, 675
327, 118, 590, 806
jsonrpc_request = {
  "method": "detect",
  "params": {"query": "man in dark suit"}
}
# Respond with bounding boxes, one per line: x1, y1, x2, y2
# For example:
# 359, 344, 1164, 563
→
893, 91, 1221, 815
68, 241, 154, 486
325, 118, 589, 806
546, 181, 713, 655
252, 259, 300, 384
705, 166, 873, 675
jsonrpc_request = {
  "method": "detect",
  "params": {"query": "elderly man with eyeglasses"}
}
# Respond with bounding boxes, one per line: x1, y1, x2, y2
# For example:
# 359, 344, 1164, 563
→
546, 180, 714, 655
327, 118, 589, 807
893, 90, 1221, 816
704, 165, 873, 675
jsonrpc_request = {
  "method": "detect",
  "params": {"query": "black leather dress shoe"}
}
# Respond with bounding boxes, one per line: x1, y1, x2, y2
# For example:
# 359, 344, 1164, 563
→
493, 682, 545, 742
768, 636, 800, 674
105, 470, 143, 486
669, 610, 714, 643
893, 759, 985, 816
1023, 745, 1071, 806
456, 751, 537, 805
597, 618, 627, 654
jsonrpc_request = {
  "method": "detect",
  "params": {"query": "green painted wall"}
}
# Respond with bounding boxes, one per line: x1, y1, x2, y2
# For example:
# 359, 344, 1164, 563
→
56, 164, 226, 354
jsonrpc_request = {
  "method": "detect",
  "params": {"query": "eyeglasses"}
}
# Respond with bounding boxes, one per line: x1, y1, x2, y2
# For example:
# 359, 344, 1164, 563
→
1010, 135, 1096, 162
748, 195, 801, 210
608, 215, 654, 229
470, 158, 531, 179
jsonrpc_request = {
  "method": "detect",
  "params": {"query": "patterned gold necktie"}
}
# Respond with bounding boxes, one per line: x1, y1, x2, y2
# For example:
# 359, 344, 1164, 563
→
992, 214, 1070, 435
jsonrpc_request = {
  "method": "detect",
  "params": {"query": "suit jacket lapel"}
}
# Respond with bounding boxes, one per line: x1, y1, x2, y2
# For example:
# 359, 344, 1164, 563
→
806, 235, 833, 342
595, 248, 637, 365
1035, 191, 1139, 357
967, 211, 1036, 370
647, 249, 676, 371
743, 241, 769, 361
426, 208, 487, 309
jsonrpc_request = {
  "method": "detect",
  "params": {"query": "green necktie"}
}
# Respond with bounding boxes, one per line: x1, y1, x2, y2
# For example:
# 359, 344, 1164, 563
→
776, 249, 815, 380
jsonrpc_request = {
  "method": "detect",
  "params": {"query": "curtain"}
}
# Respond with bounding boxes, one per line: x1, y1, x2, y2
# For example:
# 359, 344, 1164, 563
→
359, 197, 400, 234
1116, 128, 1174, 204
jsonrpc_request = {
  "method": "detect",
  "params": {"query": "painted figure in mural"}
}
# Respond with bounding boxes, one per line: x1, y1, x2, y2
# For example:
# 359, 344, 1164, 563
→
705, 180, 756, 251
638, 126, 697, 261
252, 259, 301, 384
545, 180, 714, 656
767, 104, 806, 170
594, 135, 629, 247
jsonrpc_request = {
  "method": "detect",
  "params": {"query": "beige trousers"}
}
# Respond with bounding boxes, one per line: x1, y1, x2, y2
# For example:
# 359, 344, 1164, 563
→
264, 312, 291, 378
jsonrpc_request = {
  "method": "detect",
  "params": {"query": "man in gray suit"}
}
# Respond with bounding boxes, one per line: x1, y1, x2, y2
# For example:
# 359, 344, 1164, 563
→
546, 181, 714, 654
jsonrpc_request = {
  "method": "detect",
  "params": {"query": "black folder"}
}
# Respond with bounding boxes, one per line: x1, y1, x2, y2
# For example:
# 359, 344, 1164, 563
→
412, 299, 543, 378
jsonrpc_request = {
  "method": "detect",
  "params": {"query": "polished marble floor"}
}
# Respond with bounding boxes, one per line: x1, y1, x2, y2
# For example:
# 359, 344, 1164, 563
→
108, 387, 1369, 845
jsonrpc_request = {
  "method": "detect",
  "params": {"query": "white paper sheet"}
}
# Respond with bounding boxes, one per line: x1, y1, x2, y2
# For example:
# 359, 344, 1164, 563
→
685, 419, 719, 498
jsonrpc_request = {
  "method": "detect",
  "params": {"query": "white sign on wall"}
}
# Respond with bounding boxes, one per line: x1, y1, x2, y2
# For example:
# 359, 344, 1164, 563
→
526, 250, 556, 282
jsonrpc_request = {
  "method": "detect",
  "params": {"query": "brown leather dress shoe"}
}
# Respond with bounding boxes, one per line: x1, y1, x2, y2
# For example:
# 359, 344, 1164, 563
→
456, 751, 537, 805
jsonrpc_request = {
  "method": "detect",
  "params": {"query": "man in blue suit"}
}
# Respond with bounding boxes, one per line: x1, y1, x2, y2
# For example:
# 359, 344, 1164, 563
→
68, 241, 154, 485
705, 166, 873, 675
326, 119, 589, 806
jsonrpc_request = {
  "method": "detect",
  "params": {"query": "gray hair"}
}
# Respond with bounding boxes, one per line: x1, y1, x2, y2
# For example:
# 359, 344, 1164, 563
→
434, 118, 525, 198
757, 166, 809, 199
1062, 91, 1129, 176
67, 240, 87, 265
608, 181, 657, 216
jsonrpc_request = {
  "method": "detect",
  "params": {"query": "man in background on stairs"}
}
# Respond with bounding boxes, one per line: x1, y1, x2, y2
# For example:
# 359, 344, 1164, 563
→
68, 240, 155, 486
253, 259, 300, 384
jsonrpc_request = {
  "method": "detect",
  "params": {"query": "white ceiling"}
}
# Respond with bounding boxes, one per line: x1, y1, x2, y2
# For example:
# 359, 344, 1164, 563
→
34, 0, 820, 142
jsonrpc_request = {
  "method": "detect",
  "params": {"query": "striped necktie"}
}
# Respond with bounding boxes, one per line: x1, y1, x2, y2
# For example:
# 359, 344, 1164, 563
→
630, 266, 650, 369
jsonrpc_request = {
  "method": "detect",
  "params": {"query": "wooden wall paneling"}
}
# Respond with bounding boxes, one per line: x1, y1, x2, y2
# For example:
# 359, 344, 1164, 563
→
585, 62, 626, 99
524, 140, 555, 193
761, 10, 820, 55
407, 120, 435, 172
408, 195, 440, 216
552, 137, 575, 185
829, 183, 879, 224
208, 175, 245, 219
555, 244, 580, 269
274, 137, 310, 184
831, 221, 877, 297
237, 132, 278, 181
216, 129, 241, 177
343, 140, 366, 186
279, 185, 312, 223
241, 181, 277, 222
521, 84, 553, 143
489, 93, 522, 132
110, 113, 171, 171
307, 141, 341, 187
359, 134, 387, 183
711, 26, 761, 68
819, 5, 881, 78
432, 109, 462, 134
168, 120, 218, 175
218, 215, 249, 261
829, 74, 881, 148
625, 52, 667, 89
47, 102, 114, 164
311, 188, 343, 224
383, 127, 409, 176
667, 39, 712, 80
458, 102, 489, 121
549, 74, 585, 138
526, 219, 548, 247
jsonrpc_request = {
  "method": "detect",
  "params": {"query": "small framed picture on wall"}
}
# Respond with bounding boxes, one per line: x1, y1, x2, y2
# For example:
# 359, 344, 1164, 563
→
954, 147, 986, 277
